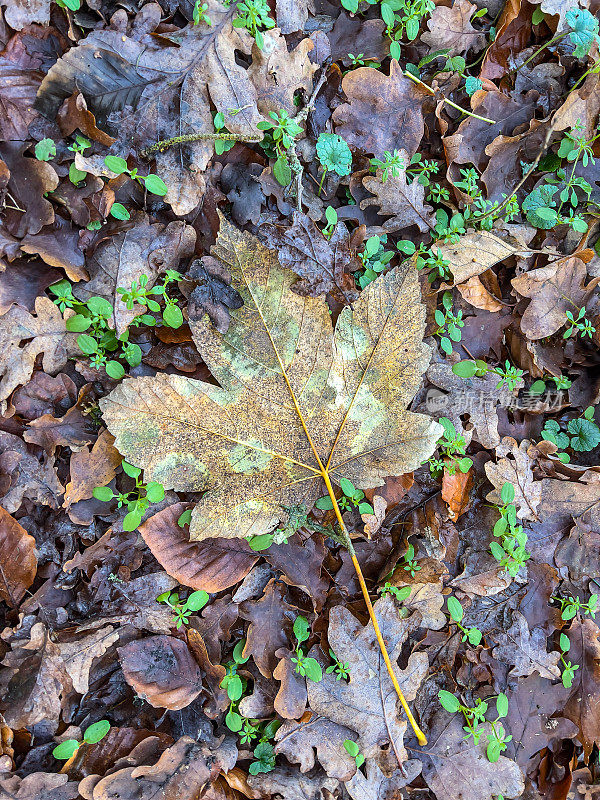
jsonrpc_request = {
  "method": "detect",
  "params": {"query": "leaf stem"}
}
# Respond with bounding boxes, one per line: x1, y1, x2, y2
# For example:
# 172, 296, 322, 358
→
402, 69, 496, 125
321, 471, 428, 749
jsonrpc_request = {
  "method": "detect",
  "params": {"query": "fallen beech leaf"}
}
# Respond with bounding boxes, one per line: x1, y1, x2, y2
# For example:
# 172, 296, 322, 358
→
0, 621, 73, 731
360, 155, 435, 234
139, 503, 258, 592
0, 772, 78, 800
259, 211, 360, 303
57, 90, 116, 147
275, 0, 308, 33
485, 437, 542, 520
20, 218, 87, 282
57, 622, 120, 694
332, 60, 428, 158
0, 36, 45, 141
420, 713, 524, 800
247, 767, 338, 800
273, 647, 307, 720
0, 260, 62, 315
307, 597, 428, 771
0, 297, 77, 414
101, 214, 441, 540
64, 430, 122, 509
275, 715, 356, 781
442, 465, 473, 520
456, 275, 504, 312
0, 142, 58, 237
491, 611, 561, 680
503, 674, 577, 768
118, 636, 203, 711
511, 256, 600, 340
0, 507, 37, 606
422, 0, 486, 56
392, 579, 446, 630
437, 231, 521, 284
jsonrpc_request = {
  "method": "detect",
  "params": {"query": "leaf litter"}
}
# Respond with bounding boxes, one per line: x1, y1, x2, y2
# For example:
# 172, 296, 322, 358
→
1, 0, 600, 798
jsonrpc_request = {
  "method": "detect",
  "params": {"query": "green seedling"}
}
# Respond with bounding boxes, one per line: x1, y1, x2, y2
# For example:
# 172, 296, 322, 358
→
490, 482, 530, 578
316, 477, 373, 515
53, 720, 111, 760
563, 307, 596, 339
434, 291, 464, 355
343, 739, 365, 768
92, 460, 165, 531
104, 155, 168, 196
558, 632, 579, 688
116, 270, 185, 329
447, 596, 482, 645
156, 589, 209, 628
316, 133, 352, 194
291, 616, 322, 682
326, 648, 350, 681
553, 593, 598, 621
438, 691, 510, 762
452, 359, 524, 391
429, 417, 472, 476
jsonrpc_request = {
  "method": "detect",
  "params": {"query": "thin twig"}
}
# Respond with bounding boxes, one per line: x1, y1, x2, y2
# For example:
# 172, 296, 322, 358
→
139, 132, 261, 159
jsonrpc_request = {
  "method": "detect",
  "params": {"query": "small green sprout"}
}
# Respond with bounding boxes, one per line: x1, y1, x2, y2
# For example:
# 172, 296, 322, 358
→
316, 133, 352, 194
92, 460, 165, 531
343, 739, 364, 768
156, 589, 209, 628
447, 596, 482, 646
53, 720, 111, 760
104, 155, 168, 196
291, 616, 322, 682
316, 477, 373, 515
558, 632, 579, 688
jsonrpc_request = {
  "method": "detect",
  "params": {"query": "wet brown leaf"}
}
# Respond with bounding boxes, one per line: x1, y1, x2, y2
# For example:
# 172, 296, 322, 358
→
0, 296, 77, 414
0, 430, 64, 512
0, 772, 79, 800
563, 618, 600, 758
0, 30, 45, 141
0, 259, 62, 315
263, 533, 329, 611
332, 60, 428, 158
0, 142, 58, 237
0, 506, 36, 606
273, 647, 307, 720
241, 579, 294, 679
64, 430, 122, 509
118, 636, 204, 711
275, 714, 356, 781
247, 766, 338, 800
139, 503, 259, 592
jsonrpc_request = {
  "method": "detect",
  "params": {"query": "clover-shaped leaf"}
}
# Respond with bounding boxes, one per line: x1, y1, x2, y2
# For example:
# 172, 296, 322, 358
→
566, 8, 599, 58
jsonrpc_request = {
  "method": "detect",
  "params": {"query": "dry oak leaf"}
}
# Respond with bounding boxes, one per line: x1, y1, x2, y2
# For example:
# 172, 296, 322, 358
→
420, 713, 524, 800
85, 736, 236, 800
74, 215, 196, 336
0, 430, 64, 513
511, 256, 600, 340
422, 0, 487, 56
247, 767, 338, 800
64, 429, 122, 509
1, 0, 49, 29
491, 611, 561, 680
240, 578, 294, 679
361, 156, 435, 235
259, 211, 360, 304
394, 580, 446, 630
424, 359, 522, 449
0, 772, 79, 800
100, 214, 442, 543
442, 465, 473, 520
0, 296, 77, 415
332, 59, 428, 158
35, 4, 316, 216
275, 715, 357, 781
345, 758, 422, 800
437, 231, 521, 284
307, 597, 428, 771
485, 437, 542, 520
0, 507, 36, 607
57, 622, 120, 694
0, 621, 73, 731
139, 503, 258, 593
118, 635, 204, 711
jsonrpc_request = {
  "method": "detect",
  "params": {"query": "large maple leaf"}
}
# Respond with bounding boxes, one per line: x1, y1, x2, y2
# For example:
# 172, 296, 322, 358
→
100, 215, 441, 541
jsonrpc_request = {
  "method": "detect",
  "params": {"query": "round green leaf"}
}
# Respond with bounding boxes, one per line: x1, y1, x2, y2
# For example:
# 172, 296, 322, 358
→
66, 314, 91, 332
105, 360, 126, 380
452, 360, 478, 378
438, 690, 460, 713
178, 509, 192, 527
145, 481, 165, 503
303, 657, 323, 682
35, 138, 56, 161
122, 461, 141, 478
315, 496, 334, 510
53, 740, 79, 760
87, 296, 113, 317
226, 709, 243, 732
185, 589, 209, 611
77, 334, 99, 355
487, 739, 502, 763
447, 595, 463, 622
496, 692, 508, 718
83, 719, 111, 744
315, 133, 352, 177
93, 485, 114, 502
293, 615, 310, 644
162, 303, 184, 329
143, 174, 168, 196
248, 534, 274, 551
122, 509, 142, 531
226, 674, 243, 701
110, 202, 130, 220
344, 739, 360, 757
104, 155, 129, 174
500, 482, 515, 504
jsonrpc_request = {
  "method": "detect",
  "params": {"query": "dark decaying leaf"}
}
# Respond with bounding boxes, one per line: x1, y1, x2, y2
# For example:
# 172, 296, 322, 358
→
185, 257, 244, 335
0, 507, 36, 606
259, 211, 360, 303
118, 636, 204, 711
240, 579, 295, 679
